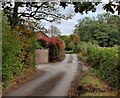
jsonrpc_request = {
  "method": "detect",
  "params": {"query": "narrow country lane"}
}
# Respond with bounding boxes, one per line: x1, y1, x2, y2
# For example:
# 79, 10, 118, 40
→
5, 54, 80, 96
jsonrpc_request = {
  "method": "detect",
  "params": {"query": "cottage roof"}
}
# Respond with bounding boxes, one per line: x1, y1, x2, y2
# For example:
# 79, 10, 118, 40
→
36, 31, 49, 38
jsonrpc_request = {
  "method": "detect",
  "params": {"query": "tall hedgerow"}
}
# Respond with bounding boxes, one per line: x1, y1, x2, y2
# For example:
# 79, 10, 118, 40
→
78, 42, 119, 89
2, 13, 38, 89
2, 13, 23, 88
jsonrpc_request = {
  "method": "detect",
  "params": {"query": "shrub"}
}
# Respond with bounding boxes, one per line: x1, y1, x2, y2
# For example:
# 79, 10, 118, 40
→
37, 39, 47, 49
97, 47, 119, 88
37, 37, 65, 62
92, 46, 118, 88
2, 13, 23, 88
49, 42, 57, 62
78, 42, 119, 89
2, 13, 37, 89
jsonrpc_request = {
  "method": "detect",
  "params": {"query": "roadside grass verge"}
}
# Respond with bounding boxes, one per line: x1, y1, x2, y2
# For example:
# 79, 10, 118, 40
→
78, 68, 117, 96
77, 42, 119, 89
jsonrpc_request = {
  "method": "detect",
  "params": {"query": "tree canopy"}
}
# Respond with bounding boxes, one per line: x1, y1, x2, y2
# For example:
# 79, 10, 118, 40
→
60, 2, 120, 14
74, 13, 120, 47
2, 1, 120, 29
2, 2, 73, 27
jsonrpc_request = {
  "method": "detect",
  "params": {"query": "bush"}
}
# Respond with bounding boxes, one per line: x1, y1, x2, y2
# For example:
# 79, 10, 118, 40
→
37, 38, 65, 62
78, 42, 119, 89
96, 47, 119, 88
2, 13, 24, 88
37, 39, 47, 49
2, 13, 38, 89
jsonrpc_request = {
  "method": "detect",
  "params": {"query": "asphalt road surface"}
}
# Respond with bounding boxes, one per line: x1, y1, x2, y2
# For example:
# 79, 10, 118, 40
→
6, 54, 79, 96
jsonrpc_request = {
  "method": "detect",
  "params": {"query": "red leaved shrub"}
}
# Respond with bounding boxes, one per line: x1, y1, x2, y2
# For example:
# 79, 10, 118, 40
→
37, 37, 65, 62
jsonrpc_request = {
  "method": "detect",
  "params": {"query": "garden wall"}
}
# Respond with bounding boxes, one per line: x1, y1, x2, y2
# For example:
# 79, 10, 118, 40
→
35, 49, 49, 64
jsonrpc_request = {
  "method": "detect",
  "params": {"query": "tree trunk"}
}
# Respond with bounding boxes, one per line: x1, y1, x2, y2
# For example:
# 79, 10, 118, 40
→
12, 2, 19, 26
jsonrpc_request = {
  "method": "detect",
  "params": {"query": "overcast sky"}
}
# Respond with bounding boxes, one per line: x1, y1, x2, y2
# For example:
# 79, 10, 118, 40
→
41, 1, 118, 35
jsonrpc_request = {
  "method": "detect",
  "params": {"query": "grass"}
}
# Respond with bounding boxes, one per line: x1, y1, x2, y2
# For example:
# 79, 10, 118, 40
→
78, 68, 117, 96
80, 73, 105, 90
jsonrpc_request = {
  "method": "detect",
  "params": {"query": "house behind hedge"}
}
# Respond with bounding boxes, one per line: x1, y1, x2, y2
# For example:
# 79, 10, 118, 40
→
36, 31, 65, 62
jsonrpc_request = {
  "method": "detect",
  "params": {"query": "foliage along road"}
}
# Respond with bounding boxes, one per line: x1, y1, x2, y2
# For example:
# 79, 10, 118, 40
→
5, 54, 80, 96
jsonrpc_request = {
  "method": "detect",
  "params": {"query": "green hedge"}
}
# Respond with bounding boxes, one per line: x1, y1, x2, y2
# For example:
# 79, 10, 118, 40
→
2, 14, 23, 88
2, 13, 38, 89
78, 42, 119, 89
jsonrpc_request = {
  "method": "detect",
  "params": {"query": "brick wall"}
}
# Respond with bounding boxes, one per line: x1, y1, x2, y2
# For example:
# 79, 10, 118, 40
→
35, 49, 49, 64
